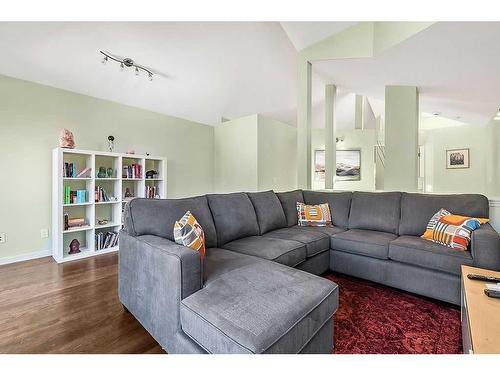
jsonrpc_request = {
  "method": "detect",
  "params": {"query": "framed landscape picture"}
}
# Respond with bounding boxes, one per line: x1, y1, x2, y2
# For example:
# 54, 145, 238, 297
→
314, 149, 325, 182
446, 148, 470, 169
336, 149, 361, 181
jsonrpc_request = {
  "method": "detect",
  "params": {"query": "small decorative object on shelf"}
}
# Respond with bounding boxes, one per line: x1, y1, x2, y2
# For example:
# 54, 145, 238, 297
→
68, 239, 81, 254
64, 213, 69, 230
146, 170, 158, 179
97, 166, 107, 178
108, 135, 115, 152
126, 149, 135, 154
59, 129, 75, 149
106, 167, 114, 178
124, 187, 133, 198
97, 219, 109, 225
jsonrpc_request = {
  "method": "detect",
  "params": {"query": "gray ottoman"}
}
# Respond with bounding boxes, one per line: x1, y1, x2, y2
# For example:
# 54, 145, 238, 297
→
180, 249, 338, 353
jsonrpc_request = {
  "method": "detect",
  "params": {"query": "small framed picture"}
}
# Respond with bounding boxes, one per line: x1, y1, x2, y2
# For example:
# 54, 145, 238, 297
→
336, 149, 361, 181
446, 148, 470, 169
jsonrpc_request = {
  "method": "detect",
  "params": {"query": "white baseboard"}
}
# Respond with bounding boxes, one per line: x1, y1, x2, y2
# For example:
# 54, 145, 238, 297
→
0, 249, 52, 266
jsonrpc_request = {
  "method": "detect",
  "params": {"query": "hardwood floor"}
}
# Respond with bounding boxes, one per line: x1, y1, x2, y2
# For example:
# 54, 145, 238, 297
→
0, 253, 164, 353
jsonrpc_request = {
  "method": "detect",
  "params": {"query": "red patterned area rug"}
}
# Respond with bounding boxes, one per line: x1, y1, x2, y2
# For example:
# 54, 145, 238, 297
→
324, 273, 462, 354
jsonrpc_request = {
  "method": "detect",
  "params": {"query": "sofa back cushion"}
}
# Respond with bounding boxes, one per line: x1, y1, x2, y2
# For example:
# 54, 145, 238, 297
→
399, 193, 490, 236
303, 190, 352, 228
207, 193, 260, 246
247, 191, 287, 234
276, 190, 305, 227
348, 192, 402, 234
124, 196, 218, 248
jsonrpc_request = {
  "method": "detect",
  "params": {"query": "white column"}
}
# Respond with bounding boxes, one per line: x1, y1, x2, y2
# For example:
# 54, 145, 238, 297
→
355, 95, 365, 130
325, 84, 336, 189
384, 86, 419, 192
297, 60, 312, 189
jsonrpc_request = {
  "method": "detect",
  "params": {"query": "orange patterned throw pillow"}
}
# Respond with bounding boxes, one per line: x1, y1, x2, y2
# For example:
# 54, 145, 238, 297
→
296, 202, 332, 227
421, 208, 489, 251
174, 211, 206, 260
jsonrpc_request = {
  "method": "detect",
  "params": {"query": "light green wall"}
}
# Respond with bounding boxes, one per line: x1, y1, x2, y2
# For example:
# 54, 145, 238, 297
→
0, 74, 214, 260
257, 115, 297, 191
420, 119, 499, 195
214, 115, 258, 193
214, 114, 297, 193
312, 128, 376, 191
384, 86, 419, 192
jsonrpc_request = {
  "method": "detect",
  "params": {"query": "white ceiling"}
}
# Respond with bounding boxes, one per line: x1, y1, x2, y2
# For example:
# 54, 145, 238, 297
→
0, 22, 299, 126
313, 22, 500, 126
280, 22, 357, 51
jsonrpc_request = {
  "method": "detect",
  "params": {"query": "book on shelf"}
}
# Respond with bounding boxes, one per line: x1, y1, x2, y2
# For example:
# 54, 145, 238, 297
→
145, 185, 159, 199
63, 163, 90, 178
95, 231, 119, 250
63, 214, 89, 230
95, 185, 110, 202
122, 164, 142, 179
76, 167, 91, 178
64, 186, 88, 204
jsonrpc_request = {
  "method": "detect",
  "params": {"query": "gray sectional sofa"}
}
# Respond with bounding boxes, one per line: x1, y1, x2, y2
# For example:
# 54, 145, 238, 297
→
119, 190, 500, 354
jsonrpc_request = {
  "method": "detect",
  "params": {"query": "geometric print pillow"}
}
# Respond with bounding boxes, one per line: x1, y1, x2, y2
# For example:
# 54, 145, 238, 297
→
296, 202, 332, 227
421, 208, 489, 251
174, 211, 206, 261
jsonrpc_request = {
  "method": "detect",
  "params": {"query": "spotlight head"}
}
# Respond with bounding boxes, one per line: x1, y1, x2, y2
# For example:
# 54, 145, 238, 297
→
120, 62, 124, 70
149, 73, 153, 81
102, 56, 108, 64
135, 67, 139, 76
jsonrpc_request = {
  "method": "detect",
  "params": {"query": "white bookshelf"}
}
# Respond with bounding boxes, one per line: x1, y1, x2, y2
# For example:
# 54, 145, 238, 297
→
52, 147, 167, 263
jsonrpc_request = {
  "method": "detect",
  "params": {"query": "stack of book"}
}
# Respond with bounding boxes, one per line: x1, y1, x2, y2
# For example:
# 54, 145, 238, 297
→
95, 186, 110, 202
123, 164, 142, 179
64, 214, 89, 230
64, 186, 88, 204
145, 185, 158, 199
95, 231, 119, 250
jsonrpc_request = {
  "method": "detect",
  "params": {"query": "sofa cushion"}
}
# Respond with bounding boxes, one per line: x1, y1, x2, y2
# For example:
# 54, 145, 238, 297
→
181, 251, 338, 353
247, 191, 287, 234
389, 236, 474, 276
348, 192, 401, 234
124, 195, 218, 248
207, 193, 260, 246
277, 190, 304, 227
330, 229, 397, 259
294, 225, 346, 237
263, 227, 330, 258
399, 193, 490, 236
222, 236, 306, 267
303, 190, 352, 228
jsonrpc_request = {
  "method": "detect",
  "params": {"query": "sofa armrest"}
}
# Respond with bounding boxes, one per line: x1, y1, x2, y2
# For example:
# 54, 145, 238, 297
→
471, 223, 500, 271
118, 231, 202, 352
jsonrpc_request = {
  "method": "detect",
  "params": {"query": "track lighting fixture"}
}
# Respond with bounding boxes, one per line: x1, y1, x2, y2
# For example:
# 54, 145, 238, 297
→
99, 50, 154, 81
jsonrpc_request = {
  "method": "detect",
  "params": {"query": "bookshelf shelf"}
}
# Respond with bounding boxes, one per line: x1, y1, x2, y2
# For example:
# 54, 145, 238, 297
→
63, 202, 92, 207
95, 200, 122, 205
63, 225, 93, 234
52, 147, 167, 263
95, 222, 121, 229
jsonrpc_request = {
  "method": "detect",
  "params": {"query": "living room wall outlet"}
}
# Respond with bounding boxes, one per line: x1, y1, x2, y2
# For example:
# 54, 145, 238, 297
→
40, 229, 49, 239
